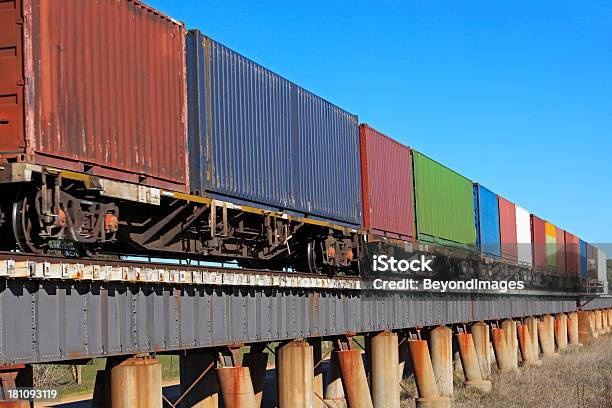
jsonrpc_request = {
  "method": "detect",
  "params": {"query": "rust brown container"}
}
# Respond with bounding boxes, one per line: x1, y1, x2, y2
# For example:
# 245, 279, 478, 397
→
0, 0, 188, 191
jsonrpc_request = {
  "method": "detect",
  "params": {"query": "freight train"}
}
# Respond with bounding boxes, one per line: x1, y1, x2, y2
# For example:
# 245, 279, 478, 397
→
0, 0, 606, 288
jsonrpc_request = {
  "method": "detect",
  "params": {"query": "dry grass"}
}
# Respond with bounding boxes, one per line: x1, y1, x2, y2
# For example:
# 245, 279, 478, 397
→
401, 334, 612, 408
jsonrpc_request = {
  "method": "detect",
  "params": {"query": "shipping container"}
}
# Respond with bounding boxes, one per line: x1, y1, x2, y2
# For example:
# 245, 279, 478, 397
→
597, 247, 607, 291
587, 243, 598, 280
515, 206, 532, 266
412, 151, 476, 249
473, 184, 501, 258
555, 227, 566, 274
0, 0, 188, 190
545, 222, 557, 269
580, 239, 587, 278
359, 124, 414, 240
498, 196, 518, 262
186, 31, 362, 226
531, 215, 547, 270
564, 231, 580, 276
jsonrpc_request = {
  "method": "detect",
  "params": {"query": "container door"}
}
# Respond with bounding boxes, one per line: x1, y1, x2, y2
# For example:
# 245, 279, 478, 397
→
0, 0, 25, 154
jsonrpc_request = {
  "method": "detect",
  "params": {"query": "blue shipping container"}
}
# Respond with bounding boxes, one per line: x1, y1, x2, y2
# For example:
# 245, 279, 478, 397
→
580, 239, 587, 278
473, 184, 501, 258
186, 31, 362, 227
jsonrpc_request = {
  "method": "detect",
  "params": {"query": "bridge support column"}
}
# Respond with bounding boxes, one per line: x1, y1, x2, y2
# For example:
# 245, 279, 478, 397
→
501, 320, 519, 369
337, 349, 373, 408
429, 326, 453, 397
594, 310, 603, 336
408, 338, 451, 408
517, 323, 541, 366
110, 354, 162, 408
607, 310, 612, 333
179, 350, 220, 408
0, 365, 32, 408
471, 322, 491, 380
370, 331, 400, 408
578, 310, 596, 344
602, 310, 610, 334
456, 332, 492, 392
216, 366, 258, 408
567, 312, 582, 347
525, 317, 540, 360
555, 314, 568, 351
243, 347, 268, 408
538, 316, 558, 358
491, 327, 512, 373
277, 340, 314, 408
325, 347, 345, 403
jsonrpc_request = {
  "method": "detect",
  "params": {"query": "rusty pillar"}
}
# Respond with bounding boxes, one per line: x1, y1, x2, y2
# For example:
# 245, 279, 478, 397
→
517, 324, 541, 366
370, 331, 400, 408
602, 310, 610, 334
594, 310, 603, 336
491, 328, 512, 373
578, 310, 596, 344
216, 367, 258, 408
408, 339, 451, 408
325, 348, 345, 402
110, 355, 162, 408
0, 365, 31, 408
243, 348, 268, 408
607, 310, 612, 332
567, 312, 582, 347
277, 340, 314, 408
589, 311, 599, 339
501, 320, 519, 369
309, 339, 325, 408
456, 332, 492, 392
471, 322, 491, 380
429, 326, 453, 397
554, 314, 569, 351
180, 350, 220, 408
525, 316, 540, 359
538, 316, 558, 358
336, 349, 373, 408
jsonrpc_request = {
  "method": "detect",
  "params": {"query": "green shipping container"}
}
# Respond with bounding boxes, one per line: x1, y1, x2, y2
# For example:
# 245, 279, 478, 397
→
412, 151, 476, 249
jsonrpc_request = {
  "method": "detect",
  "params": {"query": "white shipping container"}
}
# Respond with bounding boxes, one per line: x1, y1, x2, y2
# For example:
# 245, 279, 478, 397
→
515, 206, 533, 266
597, 247, 607, 294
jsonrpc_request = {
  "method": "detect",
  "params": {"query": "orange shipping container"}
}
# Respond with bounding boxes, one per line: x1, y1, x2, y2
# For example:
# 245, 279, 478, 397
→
0, 0, 188, 191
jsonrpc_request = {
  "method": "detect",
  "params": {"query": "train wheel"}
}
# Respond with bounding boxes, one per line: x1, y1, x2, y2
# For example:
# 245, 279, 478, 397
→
12, 188, 45, 254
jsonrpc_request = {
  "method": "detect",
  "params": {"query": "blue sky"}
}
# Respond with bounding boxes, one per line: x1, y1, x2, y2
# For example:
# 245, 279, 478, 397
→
149, 1, 611, 248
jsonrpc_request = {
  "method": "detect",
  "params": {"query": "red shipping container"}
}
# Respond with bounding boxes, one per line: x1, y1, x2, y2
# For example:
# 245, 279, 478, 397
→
556, 227, 566, 274
359, 124, 414, 240
0, 0, 188, 191
531, 215, 547, 270
564, 232, 580, 276
498, 196, 518, 262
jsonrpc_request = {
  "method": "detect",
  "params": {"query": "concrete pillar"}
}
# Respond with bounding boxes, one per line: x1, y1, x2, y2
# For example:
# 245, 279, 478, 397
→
491, 328, 512, 373
277, 341, 314, 408
588, 311, 599, 339
471, 322, 491, 380
325, 351, 345, 402
336, 350, 373, 408
538, 316, 558, 358
603, 310, 610, 334
567, 312, 582, 347
554, 314, 568, 351
608, 310, 612, 332
216, 367, 258, 408
0, 365, 31, 408
310, 339, 325, 408
180, 350, 220, 408
243, 349, 268, 408
595, 310, 603, 336
110, 355, 162, 408
429, 326, 453, 397
456, 333, 492, 392
501, 320, 519, 369
408, 339, 451, 408
525, 316, 540, 359
578, 310, 596, 344
370, 332, 400, 408
517, 324, 541, 366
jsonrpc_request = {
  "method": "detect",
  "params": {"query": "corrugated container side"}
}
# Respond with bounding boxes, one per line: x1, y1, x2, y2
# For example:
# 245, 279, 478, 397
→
545, 222, 557, 269
412, 151, 476, 249
359, 124, 414, 240
531, 215, 547, 270
555, 227, 566, 274
2, 0, 188, 190
473, 184, 501, 258
186, 32, 361, 226
498, 196, 518, 262
564, 232, 580, 276
587, 243, 598, 280
515, 206, 532, 266
580, 239, 587, 278
597, 248, 607, 289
